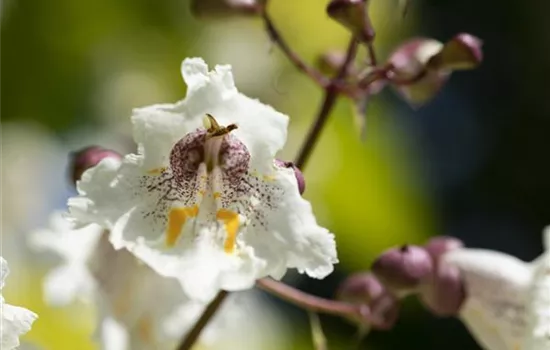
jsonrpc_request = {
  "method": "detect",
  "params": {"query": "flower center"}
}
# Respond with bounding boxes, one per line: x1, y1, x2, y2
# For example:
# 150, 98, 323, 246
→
165, 114, 250, 253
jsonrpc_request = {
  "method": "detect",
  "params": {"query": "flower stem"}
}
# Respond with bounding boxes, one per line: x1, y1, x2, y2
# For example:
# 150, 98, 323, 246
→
176, 291, 229, 350
256, 278, 369, 322
295, 37, 359, 169
261, 11, 330, 88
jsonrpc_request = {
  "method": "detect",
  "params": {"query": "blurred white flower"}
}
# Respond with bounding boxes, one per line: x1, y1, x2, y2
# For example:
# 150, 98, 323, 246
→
67, 57, 337, 301
441, 230, 550, 350
28, 211, 103, 306
524, 228, 550, 350
28, 211, 290, 350
0, 257, 38, 350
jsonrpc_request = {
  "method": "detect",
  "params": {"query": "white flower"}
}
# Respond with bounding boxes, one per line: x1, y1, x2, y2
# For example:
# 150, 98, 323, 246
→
523, 228, 550, 350
94, 245, 290, 350
1, 257, 38, 350
29, 211, 289, 349
441, 231, 550, 350
28, 211, 103, 306
68, 57, 338, 301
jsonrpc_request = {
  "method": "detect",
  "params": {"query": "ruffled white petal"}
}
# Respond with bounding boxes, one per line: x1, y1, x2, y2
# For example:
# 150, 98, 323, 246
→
68, 157, 130, 229
523, 228, 550, 350
0, 258, 37, 350
1, 303, 38, 350
28, 212, 103, 306
132, 58, 288, 173
443, 249, 533, 350
127, 233, 264, 302
243, 166, 337, 279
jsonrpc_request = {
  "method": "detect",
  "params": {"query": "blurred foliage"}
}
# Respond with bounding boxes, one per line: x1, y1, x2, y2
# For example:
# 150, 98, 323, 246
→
2, 0, 439, 349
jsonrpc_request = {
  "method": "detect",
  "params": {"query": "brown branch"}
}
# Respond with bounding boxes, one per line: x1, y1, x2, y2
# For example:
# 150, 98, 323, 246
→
176, 291, 229, 350
294, 37, 359, 169
261, 11, 330, 88
257, 278, 370, 322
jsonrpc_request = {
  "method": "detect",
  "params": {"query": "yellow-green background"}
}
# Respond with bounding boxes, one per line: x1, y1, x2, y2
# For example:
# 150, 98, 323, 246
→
4, 0, 548, 349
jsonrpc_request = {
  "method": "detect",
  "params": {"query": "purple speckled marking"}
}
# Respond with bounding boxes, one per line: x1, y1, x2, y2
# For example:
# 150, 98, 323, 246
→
136, 126, 287, 241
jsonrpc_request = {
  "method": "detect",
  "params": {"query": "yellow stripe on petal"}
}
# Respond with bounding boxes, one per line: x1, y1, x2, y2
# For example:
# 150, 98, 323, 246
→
147, 167, 167, 175
166, 206, 199, 246
216, 209, 240, 254
138, 316, 154, 344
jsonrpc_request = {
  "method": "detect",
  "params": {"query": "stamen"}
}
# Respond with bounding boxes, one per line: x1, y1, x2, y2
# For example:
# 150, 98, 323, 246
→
204, 114, 238, 138
216, 209, 240, 254
166, 206, 199, 246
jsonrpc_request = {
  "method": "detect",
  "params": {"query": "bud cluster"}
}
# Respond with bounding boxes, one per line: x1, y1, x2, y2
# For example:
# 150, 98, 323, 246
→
336, 236, 467, 331
189, 0, 483, 136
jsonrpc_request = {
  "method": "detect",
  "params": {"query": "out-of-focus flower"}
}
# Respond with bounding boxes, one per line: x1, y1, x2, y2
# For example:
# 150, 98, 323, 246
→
28, 211, 103, 306
523, 228, 550, 350
440, 242, 536, 350
67, 57, 337, 302
29, 212, 289, 349
388, 34, 483, 107
0, 258, 38, 350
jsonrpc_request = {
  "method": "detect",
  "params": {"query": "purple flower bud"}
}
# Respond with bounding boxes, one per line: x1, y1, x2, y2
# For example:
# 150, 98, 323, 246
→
336, 273, 400, 330
388, 38, 448, 107
70, 146, 121, 186
424, 236, 464, 263
190, 0, 263, 19
337, 272, 385, 304
434, 33, 483, 71
326, 0, 375, 42
387, 33, 483, 107
275, 159, 305, 195
372, 245, 434, 291
369, 292, 400, 330
419, 263, 465, 316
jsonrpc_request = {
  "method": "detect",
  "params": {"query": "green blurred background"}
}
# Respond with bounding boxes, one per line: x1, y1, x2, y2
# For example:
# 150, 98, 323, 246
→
2, 0, 549, 349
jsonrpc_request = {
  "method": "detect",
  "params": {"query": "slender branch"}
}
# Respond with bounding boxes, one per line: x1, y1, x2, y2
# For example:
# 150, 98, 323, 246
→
261, 11, 330, 88
176, 291, 229, 350
366, 41, 378, 67
309, 312, 328, 350
257, 278, 370, 322
294, 37, 359, 168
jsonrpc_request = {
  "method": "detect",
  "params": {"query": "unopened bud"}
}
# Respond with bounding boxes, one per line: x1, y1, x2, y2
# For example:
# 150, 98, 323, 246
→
327, 0, 374, 42
70, 146, 121, 185
388, 34, 482, 107
372, 245, 433, 291
434, 33, 483, 71
275, 159, 305, 195
190, 0, 263, 19
337, 272, 384, 304
337, 273, 400, 329
419, 263, 465, 316
369, 292, 400, 330
388, 38, 447, 107
424, 236, 464, 263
